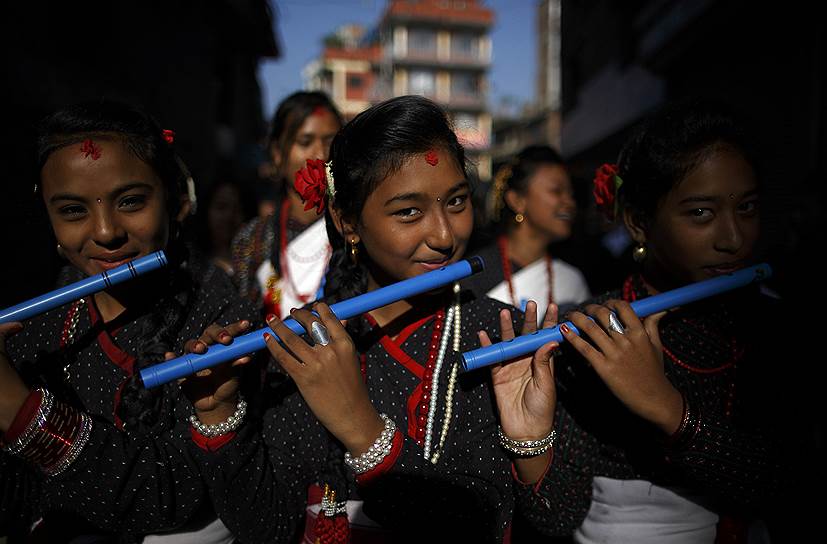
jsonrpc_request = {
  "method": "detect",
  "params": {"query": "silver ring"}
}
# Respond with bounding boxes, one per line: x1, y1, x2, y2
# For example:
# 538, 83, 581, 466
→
309, 321, 331, 346
606, 313, 625, 335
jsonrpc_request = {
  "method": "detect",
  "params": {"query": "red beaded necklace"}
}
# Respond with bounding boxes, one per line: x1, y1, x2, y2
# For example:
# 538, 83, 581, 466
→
497, 234, 553, 309
622, 275, 744, 374
263, 199, 331, 317
362, 310, 446, 446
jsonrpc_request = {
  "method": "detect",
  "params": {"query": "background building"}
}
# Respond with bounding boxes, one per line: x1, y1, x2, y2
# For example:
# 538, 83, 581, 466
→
304, 0, 495, 180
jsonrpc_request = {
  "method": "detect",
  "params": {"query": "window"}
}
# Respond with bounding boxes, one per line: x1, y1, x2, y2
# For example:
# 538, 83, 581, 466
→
348, 74, 365, 89
451, 33, 478, 60
450, 72, 478, 98
408, 28, 437, 56
409, 70, 435, 96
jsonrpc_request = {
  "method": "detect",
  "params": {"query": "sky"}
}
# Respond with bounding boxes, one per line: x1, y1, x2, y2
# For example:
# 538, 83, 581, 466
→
259, 0, 538, 118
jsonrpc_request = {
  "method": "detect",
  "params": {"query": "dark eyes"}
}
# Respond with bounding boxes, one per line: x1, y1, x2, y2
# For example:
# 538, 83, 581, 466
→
738, 200, 759, 214
58, 204, 87, 218
391, 194, 469, 221
56, 194, 147, 219
119, 194, 147, 209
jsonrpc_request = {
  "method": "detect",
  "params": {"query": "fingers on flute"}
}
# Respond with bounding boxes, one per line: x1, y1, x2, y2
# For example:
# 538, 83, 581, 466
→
559, 316, 605, 364
477, 330, 493, 348
499, 309, 516, 341
541, 303, 558, 329
521, 300, 539, 335
262, 318, 305, 375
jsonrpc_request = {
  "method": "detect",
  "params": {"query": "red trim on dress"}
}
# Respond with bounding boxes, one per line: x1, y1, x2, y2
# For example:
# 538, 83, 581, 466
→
363, 311, 445, 443
190, 427, 236, 452
86, 298, 137, 429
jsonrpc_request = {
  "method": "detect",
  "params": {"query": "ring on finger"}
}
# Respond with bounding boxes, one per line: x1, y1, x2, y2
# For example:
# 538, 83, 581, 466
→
606, 312, 625, 335
309, 321, 331, 346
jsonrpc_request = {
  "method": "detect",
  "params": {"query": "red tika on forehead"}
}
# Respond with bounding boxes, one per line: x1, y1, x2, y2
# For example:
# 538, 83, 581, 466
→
311, 105, 327, 117
80, 139, 101, 160
425, 150, 439, 166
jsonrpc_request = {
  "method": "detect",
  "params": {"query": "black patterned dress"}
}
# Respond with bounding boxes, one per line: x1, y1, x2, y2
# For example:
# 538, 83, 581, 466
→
1, 256, 259, 542
514, 276, 796, 540
194, 290, 530, 543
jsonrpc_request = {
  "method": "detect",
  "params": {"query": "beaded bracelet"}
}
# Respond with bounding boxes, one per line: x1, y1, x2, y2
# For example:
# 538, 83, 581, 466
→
343, 414, 396, 474
498, 426, 556, 457
189, 396, 247, 438
3, 388, 94, 477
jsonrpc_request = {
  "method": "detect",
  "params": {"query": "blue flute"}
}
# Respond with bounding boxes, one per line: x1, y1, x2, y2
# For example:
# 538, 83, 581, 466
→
0, 251, 168, 324
461, 263, 772, 372
140, 256, 485, 388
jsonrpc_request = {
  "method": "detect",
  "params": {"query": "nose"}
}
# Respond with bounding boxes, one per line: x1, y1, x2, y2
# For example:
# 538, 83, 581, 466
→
91, 209, 127, 249
425, 208, 455, 256
310, 138, 327, 161
713, 213, 743, 254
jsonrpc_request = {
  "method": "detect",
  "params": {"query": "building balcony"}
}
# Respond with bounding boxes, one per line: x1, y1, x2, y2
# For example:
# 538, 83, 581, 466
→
392, 50, 490, 69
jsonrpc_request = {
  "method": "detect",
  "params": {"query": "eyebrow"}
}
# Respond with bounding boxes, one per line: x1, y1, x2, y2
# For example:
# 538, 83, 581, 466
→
384, 180, 469, 206
678, 188, 758, 205
49, 182, 155, 204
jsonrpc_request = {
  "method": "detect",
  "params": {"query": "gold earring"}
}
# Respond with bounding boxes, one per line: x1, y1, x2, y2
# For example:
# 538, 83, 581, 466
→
349, 238, 359, 262
514, 213, 524, 223
632, 243, 647, 263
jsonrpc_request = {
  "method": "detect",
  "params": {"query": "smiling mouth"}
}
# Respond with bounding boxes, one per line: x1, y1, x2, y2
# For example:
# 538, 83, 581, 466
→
705, 262, 745, 274
92, 253, 140, 269
419, 259, 451, 271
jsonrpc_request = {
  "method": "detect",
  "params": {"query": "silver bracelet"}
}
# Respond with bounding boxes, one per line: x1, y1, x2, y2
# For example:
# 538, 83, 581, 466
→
343, 414, 396, 474
3, 388, 54, 456
189, 396, 247, 438
497, 426, 556, 457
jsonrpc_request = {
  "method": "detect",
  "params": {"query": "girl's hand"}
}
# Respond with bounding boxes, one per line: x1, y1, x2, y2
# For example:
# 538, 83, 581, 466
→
263, 303, 384, 456
0, 322, 32, 431
482, 301, 558, 442
562, 300, 682, 434
178, 320, 252, 424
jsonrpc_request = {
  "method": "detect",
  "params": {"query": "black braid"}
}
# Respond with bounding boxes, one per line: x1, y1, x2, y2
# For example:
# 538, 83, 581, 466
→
117, 243, 195, 435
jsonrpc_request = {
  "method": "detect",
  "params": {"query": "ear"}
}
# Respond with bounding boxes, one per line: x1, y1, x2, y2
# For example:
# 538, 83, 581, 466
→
270, 143, 282, 171
622, 206, 648, 244
175, 193, 192, 222
503, 188, 525, 216
328, 207, 360, 244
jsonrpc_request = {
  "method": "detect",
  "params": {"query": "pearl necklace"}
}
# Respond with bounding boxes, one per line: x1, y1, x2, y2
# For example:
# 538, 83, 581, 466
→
423, 283, 461, 463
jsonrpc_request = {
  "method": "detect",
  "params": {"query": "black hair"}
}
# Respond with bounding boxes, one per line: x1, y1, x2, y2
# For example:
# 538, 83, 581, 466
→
322, 95, 468, 303
489, 144, 566, 225
36, 100, 195, 434
616, 99, 758, 224
268, 90, 343, 182
37, 99, 189, 220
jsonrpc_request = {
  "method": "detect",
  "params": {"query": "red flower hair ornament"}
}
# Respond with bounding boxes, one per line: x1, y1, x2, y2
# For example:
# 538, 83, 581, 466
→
294, 159, 335, 215
592, 163, 624, 221
162, 129, 175, 144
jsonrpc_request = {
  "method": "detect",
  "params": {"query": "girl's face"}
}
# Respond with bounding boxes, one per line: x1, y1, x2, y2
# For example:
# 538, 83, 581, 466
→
276, 108, 340, 181
41, 137, 171, 277
353, 148, 473, 287
634, 146, 760, 288
512, 163, 576, 241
